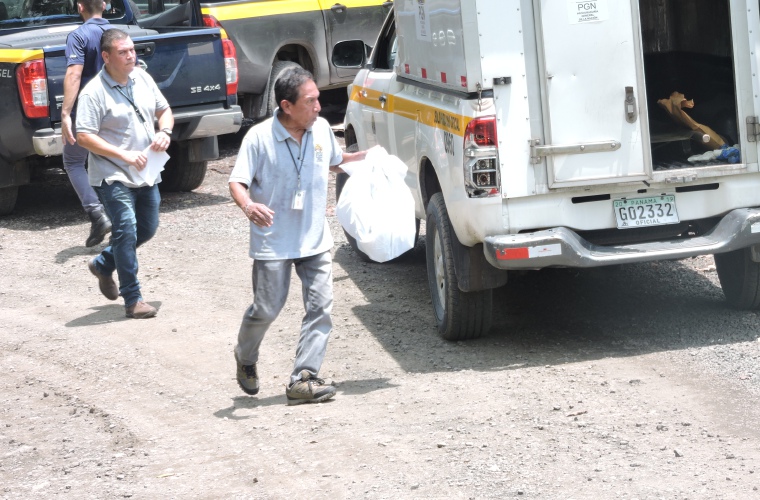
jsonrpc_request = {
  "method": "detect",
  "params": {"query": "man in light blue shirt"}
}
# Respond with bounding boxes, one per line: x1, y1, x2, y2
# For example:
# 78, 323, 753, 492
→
229, 66, 365, 405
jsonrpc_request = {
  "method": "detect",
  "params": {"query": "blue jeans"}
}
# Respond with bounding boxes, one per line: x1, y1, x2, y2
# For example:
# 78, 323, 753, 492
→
92, 181, 160, 308
235, 251, 334, 385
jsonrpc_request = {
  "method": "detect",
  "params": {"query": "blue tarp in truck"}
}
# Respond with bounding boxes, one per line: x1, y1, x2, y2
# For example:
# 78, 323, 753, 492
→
0, 0, 243, 214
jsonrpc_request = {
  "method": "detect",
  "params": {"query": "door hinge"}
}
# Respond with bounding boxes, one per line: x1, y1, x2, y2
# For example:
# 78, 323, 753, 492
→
529, 139, 621, 164
747, 116, 760, 142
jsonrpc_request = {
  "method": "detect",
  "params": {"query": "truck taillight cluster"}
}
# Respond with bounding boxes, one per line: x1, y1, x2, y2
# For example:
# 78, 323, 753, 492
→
203, 14, 238, 96
463, 116, 500, 198
16, 58, 48, 119
222, 39, 238, 96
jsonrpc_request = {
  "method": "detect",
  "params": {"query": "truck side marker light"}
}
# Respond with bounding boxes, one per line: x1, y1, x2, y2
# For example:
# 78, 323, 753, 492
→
405, 64, 410, 74
461, 76, 467, 87
496, 244, 562, 260
421, 67, 427, 79
441, 72, 447, 83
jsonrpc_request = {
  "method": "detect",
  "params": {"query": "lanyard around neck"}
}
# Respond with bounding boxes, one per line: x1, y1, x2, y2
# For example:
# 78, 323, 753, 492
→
114, 81, 146, 125
285, 132, 310, 189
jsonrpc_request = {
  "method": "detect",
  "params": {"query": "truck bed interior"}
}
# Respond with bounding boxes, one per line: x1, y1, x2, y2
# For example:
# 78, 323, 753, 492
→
640, 0, 738, 171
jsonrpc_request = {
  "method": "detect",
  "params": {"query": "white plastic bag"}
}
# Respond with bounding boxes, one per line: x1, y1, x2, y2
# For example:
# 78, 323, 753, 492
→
336, 146, 416, 262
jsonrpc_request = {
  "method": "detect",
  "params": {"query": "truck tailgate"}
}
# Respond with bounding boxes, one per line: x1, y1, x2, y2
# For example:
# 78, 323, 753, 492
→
44, 27, 228, 122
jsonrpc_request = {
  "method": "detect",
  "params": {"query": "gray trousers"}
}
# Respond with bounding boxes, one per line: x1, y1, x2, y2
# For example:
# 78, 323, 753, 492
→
235, 250, 333, 385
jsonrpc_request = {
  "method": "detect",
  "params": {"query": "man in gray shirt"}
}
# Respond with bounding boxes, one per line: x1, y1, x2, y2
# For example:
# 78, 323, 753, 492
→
76, 28, 174, 319
229, 67, 365, 405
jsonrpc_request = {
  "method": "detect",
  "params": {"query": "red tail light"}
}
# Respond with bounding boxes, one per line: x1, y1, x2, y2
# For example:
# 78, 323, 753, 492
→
203, 15, 238, 96
16, 58, 48, 119
222, 38, 238, 96
202, 14, 220, 28
463, 116, 500, 198
464, 116, 497, 147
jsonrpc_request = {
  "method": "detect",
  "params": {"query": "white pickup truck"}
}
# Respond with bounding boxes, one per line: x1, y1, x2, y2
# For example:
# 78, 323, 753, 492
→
334, 0, 760, 340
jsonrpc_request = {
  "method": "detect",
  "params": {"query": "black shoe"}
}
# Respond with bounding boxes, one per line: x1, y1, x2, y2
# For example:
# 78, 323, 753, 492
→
235, 352, 259, 395
86, 209, 112, 248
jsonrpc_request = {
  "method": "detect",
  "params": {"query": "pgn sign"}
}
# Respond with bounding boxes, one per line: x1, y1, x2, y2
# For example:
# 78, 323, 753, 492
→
568, 0, 608, 24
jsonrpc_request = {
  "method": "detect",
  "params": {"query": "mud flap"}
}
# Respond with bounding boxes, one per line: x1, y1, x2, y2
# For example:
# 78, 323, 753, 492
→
451, 239, 508, 292
0, 160, 31, 189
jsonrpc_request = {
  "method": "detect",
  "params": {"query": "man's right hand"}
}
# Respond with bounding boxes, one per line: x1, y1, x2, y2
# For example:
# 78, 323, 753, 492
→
61, 116, 76, 145
244, 201, 275, 227
122, 150, 148, 170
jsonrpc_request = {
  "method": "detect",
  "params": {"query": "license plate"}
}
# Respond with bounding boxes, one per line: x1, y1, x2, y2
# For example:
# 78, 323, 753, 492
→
613, 195, 679, 229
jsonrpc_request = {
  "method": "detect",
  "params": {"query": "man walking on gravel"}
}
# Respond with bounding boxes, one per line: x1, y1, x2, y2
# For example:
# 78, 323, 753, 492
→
229, 66, 365, 405
77, 29, 174, 319
61, 0, 112, 247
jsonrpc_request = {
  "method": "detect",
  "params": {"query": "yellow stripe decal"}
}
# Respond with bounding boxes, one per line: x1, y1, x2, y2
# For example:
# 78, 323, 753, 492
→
0, 49, 44, 64
349, 85, 471, 137
202, 0, 386, 22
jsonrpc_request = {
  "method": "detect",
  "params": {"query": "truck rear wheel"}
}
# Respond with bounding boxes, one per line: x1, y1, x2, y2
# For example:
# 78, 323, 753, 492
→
160, 142, 208, 192
714, 247, 760, 309
0, 186, 18, 215
265, 61, 302, 116
426, 192, 492, 340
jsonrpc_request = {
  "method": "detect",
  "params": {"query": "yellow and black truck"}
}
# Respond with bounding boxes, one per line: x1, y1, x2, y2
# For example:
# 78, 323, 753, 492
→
201, 0, 390, 122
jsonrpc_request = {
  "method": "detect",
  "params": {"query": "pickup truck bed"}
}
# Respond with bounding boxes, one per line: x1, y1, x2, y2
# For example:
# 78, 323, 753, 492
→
0, 0, 242, 214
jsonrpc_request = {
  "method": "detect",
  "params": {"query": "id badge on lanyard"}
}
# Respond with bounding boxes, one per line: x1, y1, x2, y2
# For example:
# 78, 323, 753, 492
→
292, 189, 306, 210
286, 133, 310, 211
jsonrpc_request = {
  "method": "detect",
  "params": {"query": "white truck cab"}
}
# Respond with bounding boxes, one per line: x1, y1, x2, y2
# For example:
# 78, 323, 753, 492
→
334, 0, 760, 340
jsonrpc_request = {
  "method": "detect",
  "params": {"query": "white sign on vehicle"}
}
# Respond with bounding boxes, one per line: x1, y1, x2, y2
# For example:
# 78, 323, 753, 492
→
568, 0, 608, 24
415, 0, 431, 41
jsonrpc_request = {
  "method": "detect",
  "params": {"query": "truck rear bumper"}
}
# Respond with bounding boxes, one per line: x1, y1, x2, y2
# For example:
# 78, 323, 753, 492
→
483, 208, 760, 270
33, 105, 243, 157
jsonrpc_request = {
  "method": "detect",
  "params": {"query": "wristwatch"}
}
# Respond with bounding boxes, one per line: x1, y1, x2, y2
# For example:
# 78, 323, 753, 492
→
160, 128, 173, 137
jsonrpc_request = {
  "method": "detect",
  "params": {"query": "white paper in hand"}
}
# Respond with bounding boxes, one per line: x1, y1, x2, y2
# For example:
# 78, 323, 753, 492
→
130, 147, 170, 186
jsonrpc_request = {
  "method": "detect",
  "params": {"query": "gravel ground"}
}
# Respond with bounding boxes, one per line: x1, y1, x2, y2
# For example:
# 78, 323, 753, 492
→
1, 131, 760, 499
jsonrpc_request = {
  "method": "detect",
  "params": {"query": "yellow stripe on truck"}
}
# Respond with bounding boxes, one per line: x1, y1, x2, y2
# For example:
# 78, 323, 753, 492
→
0, 49, 44, 64
349, 84, 471, 137
202, 0, 385, 22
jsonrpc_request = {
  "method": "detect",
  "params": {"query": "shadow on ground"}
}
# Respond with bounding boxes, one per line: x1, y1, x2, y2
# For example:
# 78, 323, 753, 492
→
333, 235, 759, 375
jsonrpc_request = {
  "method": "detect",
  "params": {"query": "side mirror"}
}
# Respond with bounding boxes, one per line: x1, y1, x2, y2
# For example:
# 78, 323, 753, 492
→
332, 40, 366, 69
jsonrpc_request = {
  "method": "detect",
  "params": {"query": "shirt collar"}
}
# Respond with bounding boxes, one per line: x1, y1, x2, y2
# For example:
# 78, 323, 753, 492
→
272, 109, 312, 143
100, 67, 135, 89
83, 17, 109, 26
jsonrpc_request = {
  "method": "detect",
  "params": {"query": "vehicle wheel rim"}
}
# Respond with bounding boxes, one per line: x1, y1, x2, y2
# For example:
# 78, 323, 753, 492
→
433, 229, 446, 310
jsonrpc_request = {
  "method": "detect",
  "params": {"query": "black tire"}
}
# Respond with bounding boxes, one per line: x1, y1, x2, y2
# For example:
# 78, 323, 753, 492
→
426, 192, 492, 340
0, 186, 18, 215
714, 248, 760, 309
160, 141, 208, 192
264, 61, 302, 117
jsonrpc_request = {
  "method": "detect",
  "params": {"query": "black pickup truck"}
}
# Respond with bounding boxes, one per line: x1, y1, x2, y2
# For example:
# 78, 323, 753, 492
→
0, 0, 242, 214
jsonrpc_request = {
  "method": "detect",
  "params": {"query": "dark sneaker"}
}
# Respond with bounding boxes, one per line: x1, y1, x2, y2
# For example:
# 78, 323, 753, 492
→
88, 258, 119, 300
285, 370, 336, 406
235, 352, 259, 395
85, 209, 112, 248
125, 301, 157, 319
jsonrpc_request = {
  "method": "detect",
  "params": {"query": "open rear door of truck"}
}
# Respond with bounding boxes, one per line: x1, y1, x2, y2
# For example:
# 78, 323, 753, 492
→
534, 0, 650, 188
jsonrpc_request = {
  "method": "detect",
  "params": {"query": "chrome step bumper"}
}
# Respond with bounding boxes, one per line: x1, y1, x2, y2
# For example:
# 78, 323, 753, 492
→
483, 208, 760, 270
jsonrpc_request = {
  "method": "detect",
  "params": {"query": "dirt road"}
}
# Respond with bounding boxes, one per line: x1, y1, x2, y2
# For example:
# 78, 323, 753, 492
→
2, 135, 760, 499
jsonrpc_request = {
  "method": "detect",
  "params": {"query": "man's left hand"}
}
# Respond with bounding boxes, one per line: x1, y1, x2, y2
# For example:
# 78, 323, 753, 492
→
150, 131, 171, 152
